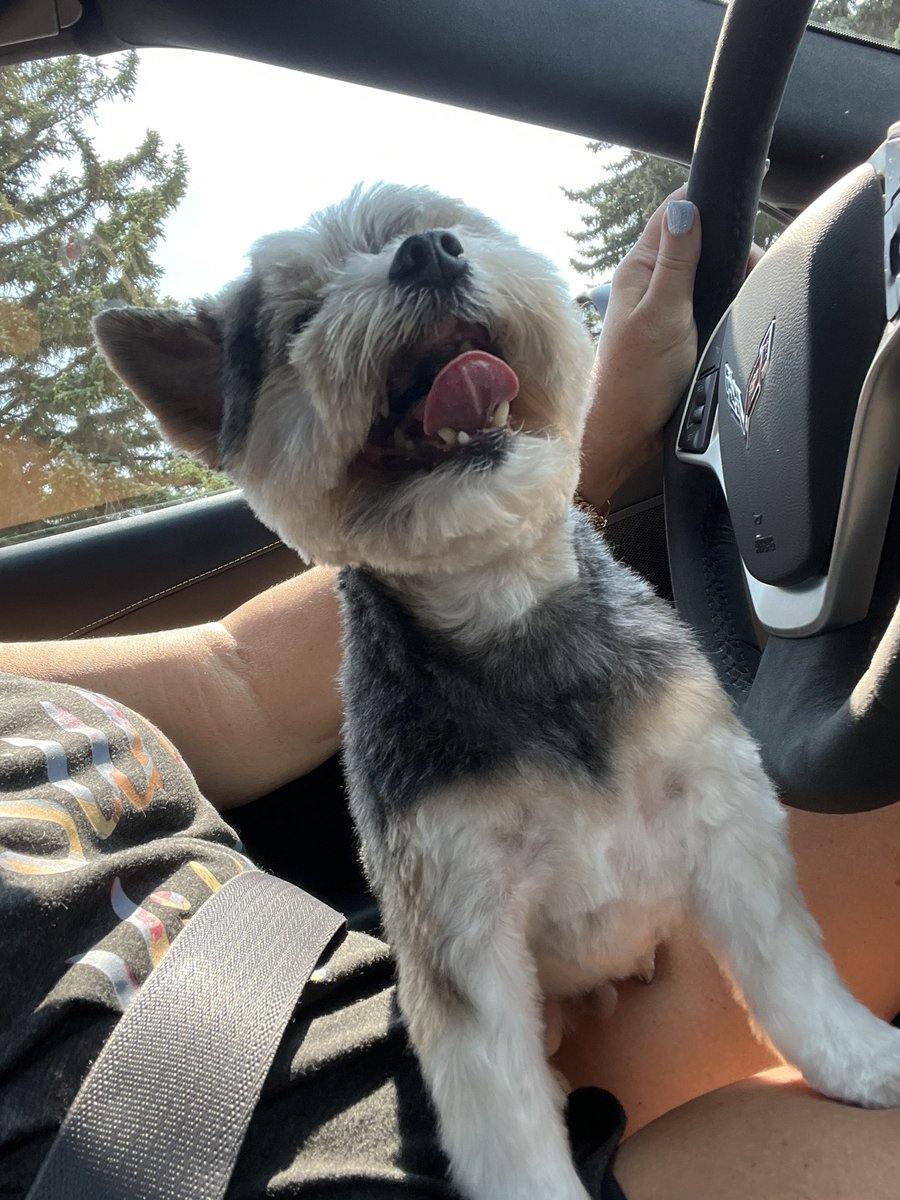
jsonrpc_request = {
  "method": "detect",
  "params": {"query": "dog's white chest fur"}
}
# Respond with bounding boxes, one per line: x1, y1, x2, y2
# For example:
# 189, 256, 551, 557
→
408, 754, 696, 1001
532, 768, 691, 993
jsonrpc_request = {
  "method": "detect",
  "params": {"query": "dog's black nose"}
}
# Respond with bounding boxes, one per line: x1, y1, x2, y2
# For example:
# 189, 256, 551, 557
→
389, 230, 469, 289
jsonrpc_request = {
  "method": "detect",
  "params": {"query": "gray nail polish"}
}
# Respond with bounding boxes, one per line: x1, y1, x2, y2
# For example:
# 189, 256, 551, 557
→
666, 200, 695, 236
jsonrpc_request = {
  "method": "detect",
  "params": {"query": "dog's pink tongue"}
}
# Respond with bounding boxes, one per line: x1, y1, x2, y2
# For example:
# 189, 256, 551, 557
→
422, 351, 519, 437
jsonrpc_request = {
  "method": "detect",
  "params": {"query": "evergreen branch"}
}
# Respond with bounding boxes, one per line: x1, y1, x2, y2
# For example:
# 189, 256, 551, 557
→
0, 193, 96, 254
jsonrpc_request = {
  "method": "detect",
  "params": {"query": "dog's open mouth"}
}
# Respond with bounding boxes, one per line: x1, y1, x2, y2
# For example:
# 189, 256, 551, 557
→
361, 319, 519, 472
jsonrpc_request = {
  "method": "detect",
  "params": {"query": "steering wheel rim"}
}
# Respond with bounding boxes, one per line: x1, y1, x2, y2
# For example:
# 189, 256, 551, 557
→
664, 0, 900, 812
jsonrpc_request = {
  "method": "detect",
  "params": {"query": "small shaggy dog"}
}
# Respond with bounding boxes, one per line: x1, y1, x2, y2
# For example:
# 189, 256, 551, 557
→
95, 184, 900, 1200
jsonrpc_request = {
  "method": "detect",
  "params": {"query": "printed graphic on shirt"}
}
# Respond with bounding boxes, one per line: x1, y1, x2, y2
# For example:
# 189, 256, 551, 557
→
0, 796, 87, 875
44, 695, 164, 809
0, 688, 172, 875
0, 680, 256, 1010
66, 877, 175, 1010
65, 854, 253, 1011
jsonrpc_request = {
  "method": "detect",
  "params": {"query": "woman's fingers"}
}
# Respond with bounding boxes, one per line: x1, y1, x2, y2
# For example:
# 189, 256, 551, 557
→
608, 185, 690, 309
642, 200, 702, 312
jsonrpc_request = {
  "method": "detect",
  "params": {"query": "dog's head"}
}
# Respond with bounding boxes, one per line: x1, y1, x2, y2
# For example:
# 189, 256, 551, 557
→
95, 184, 594, 573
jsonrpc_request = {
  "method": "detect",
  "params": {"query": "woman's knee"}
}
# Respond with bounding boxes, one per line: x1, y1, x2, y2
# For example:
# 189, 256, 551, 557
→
612, 1066, 900, 1200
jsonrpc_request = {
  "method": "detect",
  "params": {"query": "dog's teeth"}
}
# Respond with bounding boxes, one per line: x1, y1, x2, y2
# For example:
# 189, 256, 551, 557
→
393, 426, 408, 450
459, 339, 474, 352
437, 427, 459, 446
457, 430, 471, 445
379, 397, 391, 420
491, 400, 510, 428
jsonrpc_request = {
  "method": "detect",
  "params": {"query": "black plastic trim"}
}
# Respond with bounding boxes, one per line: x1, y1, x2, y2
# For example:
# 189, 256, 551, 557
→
0, 491, 284, 640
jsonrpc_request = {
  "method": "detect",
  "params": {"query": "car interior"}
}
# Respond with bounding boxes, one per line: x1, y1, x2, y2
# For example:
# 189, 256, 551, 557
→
0, 0, 898, 953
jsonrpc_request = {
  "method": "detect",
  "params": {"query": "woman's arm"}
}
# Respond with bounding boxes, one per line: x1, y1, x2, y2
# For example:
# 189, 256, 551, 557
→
0, 565, 343, 810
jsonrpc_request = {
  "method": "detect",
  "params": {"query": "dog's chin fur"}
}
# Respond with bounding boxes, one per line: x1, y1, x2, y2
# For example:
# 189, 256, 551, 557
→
235, 431, 580, 574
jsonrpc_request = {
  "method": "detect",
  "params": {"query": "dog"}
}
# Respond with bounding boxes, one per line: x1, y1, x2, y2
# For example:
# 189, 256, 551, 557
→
95, 183, 900, 1200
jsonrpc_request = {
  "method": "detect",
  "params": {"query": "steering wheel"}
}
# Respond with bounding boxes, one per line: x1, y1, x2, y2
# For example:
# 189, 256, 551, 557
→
665, 0, 900, 812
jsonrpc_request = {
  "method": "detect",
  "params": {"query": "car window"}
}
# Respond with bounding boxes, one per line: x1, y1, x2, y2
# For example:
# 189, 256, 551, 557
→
0, 49, 616, 549
707, 1, 900, 49
809, 1, 899, 48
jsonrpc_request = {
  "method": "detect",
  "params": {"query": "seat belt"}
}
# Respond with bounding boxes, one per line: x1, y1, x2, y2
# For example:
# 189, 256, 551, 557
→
26, 871, 346, 1200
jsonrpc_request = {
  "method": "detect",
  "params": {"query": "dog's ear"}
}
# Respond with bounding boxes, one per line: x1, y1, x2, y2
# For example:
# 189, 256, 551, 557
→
93, 306, 225, 467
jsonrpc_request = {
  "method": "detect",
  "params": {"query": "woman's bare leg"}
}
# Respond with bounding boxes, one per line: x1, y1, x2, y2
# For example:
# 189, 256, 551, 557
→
554, 804, 900, 1133
614, 1067, 900, 1200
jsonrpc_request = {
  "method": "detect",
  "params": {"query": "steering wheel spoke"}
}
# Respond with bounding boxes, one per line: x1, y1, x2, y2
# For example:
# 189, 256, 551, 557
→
665, 0, 900, 810
677, 270, 900, 639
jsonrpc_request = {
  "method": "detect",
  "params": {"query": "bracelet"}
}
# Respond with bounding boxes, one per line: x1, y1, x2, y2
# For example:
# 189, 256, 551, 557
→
574, 493, 611, 531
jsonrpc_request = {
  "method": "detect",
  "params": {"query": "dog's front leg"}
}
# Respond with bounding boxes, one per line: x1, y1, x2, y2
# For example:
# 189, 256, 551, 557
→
689, 744, 900, 1108
380, 847, 589, 1200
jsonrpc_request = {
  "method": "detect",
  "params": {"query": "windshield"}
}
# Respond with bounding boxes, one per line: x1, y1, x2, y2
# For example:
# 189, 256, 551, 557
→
1, 0, 897, 546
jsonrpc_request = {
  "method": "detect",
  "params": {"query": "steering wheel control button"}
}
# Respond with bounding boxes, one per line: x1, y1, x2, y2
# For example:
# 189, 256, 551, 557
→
717, 164, 886, 589
678, 368, 718, 453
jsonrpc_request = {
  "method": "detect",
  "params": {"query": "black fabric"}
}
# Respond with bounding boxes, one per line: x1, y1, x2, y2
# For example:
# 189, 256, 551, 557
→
606, 500, 672, 602
0, 673, 629, 1198
567, 1088, 630, 1200
229, 937, 631, 1200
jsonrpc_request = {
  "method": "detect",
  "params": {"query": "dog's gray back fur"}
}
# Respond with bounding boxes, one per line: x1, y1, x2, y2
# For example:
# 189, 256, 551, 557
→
340, 511, 696, 840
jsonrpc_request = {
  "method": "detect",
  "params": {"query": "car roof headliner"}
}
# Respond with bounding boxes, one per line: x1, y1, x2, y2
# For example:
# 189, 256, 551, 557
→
4, 0, 899, 210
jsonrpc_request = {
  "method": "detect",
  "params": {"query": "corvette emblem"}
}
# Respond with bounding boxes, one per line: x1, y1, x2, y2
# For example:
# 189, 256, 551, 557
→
725, 318, 775, 445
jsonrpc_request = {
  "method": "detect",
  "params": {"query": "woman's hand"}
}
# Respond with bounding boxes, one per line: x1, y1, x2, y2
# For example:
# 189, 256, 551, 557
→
578, 187, 701, 507
578, 189, 765, 509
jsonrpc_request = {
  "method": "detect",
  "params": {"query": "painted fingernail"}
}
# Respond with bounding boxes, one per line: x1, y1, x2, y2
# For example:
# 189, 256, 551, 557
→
666, 200, 695, 236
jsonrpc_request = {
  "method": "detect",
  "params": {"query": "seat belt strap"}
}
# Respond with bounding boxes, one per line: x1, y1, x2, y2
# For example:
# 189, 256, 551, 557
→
26, 871, 345, 1200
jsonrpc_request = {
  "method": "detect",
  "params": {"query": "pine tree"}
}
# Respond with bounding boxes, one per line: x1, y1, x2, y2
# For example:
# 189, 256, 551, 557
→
0, 53, 226, 543
565, 1, 899, 281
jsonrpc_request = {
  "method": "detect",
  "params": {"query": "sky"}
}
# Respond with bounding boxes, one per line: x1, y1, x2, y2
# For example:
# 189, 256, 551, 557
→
89, 49, 614, 303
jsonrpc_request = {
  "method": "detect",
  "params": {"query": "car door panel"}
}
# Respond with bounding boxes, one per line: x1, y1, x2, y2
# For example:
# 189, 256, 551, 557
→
0, 492, 302, 641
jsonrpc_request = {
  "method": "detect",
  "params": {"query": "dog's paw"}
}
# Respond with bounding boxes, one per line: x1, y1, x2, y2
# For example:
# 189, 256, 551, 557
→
632, 948, 656, 985
805, 1019, 900, 1109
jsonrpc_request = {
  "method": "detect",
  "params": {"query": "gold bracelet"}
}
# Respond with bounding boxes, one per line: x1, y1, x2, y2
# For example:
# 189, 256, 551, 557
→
574, 493, 611, 531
